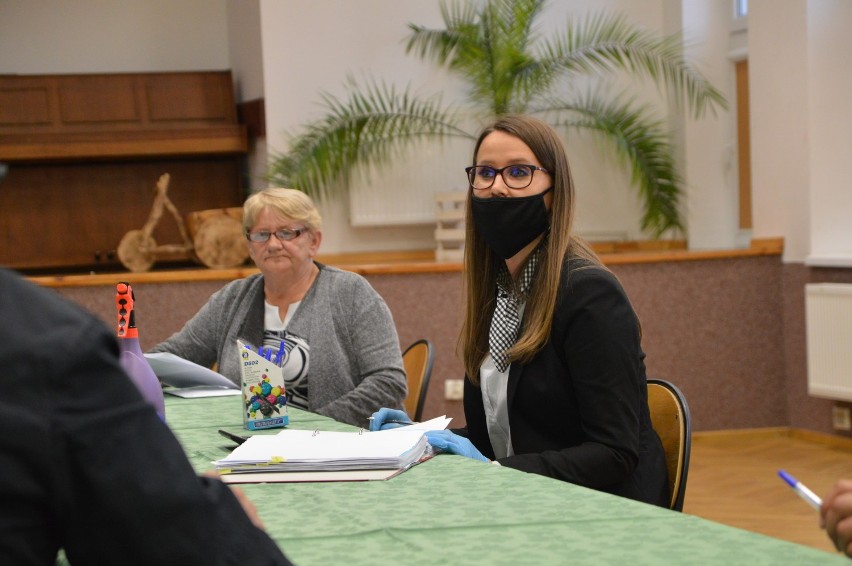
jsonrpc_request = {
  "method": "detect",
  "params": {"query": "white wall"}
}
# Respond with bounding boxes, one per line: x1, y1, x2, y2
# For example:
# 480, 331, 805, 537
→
226, 0, 267, 192
0, 0, 229, 73
749, 1, 811, 263
258, 0, 447, 252
227, 0, 264, 101
805, 0, 852, 266
749, 0, 852, 265
680, 1, 741, 250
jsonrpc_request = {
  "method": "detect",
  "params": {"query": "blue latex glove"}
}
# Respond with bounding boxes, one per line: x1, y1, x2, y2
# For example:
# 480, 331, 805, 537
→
369, 408, 413, 431
425, 430, 489, 462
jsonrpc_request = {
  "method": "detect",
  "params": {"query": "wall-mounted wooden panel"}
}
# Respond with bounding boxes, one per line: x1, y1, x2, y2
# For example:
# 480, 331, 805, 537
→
0, 87, 51, 125
146, 73, 230, 122
58, 77, 140, 124
0, 71, 246, 159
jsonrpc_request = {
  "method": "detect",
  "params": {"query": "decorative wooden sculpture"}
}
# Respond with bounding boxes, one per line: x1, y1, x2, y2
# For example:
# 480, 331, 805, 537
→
117, 173, 248, 272
186, 207, 247, 270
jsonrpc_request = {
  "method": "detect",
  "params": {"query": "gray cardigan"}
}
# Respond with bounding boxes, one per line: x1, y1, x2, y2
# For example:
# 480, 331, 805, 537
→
150, 264, 407, 426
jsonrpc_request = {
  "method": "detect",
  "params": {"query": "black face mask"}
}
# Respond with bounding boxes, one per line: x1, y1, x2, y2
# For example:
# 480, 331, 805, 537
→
470, 188, 552, 260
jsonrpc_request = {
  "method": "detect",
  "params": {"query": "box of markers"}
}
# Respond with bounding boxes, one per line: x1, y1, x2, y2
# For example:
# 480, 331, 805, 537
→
238, 339, 289, 430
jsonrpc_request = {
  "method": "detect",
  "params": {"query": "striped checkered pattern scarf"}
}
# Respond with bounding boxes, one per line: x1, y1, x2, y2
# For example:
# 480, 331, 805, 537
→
488, 249, 541, 372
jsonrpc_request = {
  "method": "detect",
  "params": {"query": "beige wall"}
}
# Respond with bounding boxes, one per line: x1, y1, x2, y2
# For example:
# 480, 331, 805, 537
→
48, 254, 852, 435
0, 0, 229, 74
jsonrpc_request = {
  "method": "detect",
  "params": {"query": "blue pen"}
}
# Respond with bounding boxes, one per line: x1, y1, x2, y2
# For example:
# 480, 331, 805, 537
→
778, 469, 822, 510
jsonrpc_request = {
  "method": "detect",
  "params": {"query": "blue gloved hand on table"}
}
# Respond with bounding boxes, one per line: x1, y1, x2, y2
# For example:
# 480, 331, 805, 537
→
369, 407, 413, 431
425, 430, 489, 462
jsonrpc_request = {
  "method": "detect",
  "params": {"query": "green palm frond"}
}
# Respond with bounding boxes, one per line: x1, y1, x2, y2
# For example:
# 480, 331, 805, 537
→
267, 78, 472, 202
407, 0, 550, 114
539, 11, 727, 118
405, 1, 477, 65
482, 0, 548, 112
541, 93, 684, 236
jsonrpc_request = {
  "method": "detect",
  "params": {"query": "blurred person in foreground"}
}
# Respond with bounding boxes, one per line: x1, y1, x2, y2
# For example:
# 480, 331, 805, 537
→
151, 188, 407, 427
0, 267, 290, 565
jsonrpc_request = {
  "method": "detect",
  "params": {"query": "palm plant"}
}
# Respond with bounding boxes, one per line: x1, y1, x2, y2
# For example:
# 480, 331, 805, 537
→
267, 0, 726, 237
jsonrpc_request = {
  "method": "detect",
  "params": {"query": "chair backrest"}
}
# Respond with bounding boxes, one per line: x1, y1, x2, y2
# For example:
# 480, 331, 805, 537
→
402, 339, 434, 422
647, 378, 692, 512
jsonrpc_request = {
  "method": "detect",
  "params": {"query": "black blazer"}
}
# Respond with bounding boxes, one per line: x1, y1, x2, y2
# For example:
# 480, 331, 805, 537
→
461, 258, 669, 507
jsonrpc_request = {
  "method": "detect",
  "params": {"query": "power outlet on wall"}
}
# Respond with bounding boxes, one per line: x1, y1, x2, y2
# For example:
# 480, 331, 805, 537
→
445, 379, 464, 401
832, 405, 852, 431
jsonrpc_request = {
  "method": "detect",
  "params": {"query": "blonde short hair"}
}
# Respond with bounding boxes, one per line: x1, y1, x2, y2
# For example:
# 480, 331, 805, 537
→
242, 188, 322, 233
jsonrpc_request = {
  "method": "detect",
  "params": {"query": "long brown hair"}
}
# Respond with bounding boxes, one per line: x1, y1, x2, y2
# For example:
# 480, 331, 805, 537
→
459, 115, 602, 384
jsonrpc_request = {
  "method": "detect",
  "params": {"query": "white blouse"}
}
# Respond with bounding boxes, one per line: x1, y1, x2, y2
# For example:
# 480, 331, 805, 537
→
479, 353, 514, 459
264, 300, 300, 330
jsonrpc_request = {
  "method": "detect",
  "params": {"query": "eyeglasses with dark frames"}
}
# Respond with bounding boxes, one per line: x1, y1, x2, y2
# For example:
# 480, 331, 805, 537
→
245, 227, 306, 243
465, 164, 549, 190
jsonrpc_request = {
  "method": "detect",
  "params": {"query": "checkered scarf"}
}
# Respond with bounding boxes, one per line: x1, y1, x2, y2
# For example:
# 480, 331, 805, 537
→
488, 249, 541, 372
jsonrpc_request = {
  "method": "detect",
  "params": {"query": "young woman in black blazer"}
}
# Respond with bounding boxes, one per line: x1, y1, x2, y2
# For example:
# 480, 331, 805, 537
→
373, 115, 668, 507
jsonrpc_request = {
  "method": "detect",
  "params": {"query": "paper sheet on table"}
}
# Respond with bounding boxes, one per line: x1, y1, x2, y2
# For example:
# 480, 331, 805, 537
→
380, 415, 453, 433
164, 386, 241, 398
213, 416, 451, 474
219, 468, 405, 483
144, 352, 239, 390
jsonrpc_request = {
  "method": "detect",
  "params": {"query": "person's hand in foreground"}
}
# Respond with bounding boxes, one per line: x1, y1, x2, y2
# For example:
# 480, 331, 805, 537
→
425, 430, 489, 462
205, 471, 265, 530
230, 485, 266, 530
821, 479, 852, 557
369, 408, 412, 431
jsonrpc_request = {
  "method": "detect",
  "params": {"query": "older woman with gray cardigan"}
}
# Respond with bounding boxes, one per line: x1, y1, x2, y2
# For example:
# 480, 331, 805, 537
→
150, 188, 407, 427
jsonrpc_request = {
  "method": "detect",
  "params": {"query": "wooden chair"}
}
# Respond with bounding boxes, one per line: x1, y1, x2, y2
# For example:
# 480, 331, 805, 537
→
402, 339, 434, 422
647, 378, 692, 511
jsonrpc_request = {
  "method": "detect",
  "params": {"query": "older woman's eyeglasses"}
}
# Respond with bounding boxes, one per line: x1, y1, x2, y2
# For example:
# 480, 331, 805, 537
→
246, 227, 305, 243
465, 164, 549, 190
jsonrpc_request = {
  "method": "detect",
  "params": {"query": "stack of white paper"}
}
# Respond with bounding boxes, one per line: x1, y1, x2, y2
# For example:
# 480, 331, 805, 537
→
213, 416, 451, 482
215, 429, 429, 472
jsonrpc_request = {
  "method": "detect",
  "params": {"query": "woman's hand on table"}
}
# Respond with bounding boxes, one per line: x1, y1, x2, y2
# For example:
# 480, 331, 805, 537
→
425, 430, 489, 462
368, 408, 412, 431
204, 471, 266, 530
230, 485, 266, 530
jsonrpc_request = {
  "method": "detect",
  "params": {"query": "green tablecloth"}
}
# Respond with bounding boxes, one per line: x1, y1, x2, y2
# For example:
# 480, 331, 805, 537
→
167, 396, 844, 565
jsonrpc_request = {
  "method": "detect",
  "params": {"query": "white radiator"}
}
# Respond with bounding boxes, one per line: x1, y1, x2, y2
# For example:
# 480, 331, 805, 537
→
806, 283, 852, 401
